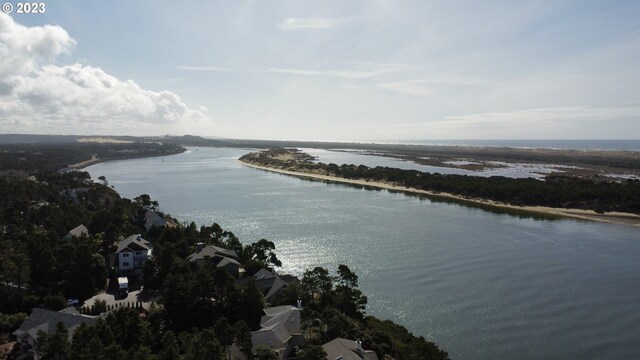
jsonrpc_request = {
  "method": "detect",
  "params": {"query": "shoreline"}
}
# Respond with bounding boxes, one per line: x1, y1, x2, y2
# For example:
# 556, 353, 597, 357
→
65, 150, 188, 171
66, 154, 103, 170
238, 159, 640, 228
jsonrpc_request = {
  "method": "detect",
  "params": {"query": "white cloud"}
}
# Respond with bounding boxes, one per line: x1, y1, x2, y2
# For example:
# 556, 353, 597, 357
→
0, 14, 213, 135
0, 13, 76, 81
277, 17, 340, 30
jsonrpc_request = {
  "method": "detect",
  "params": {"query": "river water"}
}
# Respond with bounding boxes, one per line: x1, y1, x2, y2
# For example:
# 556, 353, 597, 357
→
87, 147, 640, 360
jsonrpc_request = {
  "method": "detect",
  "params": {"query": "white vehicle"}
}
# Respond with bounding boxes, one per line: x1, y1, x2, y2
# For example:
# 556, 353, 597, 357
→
117, 277, 129, 297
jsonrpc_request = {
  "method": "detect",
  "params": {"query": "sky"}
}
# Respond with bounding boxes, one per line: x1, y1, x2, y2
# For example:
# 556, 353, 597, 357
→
0, 0, 639, 141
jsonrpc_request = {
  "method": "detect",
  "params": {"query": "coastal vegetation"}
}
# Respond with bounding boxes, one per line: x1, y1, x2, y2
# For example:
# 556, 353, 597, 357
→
239, 148, 640, 215
0, 142, 185, 174
0, 144, 449, 359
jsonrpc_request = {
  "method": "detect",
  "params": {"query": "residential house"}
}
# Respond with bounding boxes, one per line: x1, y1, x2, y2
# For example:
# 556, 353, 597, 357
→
133, 210, 167, 232
236, 269, 299, 303
142, 210, 166, 232
59, 188, 90, 204
231, 305, 304, 360
114, 234, 152, 275
322, 338, 379, 360
12, 307, 96, 360
187, 243, 241, 277
63, 224, 89, 241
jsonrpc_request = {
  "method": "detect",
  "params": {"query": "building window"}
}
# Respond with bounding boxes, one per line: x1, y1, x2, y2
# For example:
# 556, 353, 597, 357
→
122, 253, 130, 257
135, 251, 142, 256
123, 262, 130, 267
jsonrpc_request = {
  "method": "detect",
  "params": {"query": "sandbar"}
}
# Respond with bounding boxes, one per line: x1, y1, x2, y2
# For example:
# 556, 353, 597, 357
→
238, 159, 640, 228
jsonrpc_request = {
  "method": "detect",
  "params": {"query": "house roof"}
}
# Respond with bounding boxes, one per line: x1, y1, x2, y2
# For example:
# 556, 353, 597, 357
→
144, 217, 166, 230
262, 305, 297, 317
322, 338, 379, 360
263, 278, 288, 301
254, 268, 276, 280
250, 305, 301, 354
261, 306, 301, 333
235, 270, 297, 301
12, 308, 96, 339
217, 256, 241, 268
65, 224, 88, 239
143, 210, 164, 222
187, 244, 238, 262
116, 235, 151, 253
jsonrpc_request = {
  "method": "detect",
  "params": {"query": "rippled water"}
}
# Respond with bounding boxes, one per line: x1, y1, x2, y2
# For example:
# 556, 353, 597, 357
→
87, 147, 640, 360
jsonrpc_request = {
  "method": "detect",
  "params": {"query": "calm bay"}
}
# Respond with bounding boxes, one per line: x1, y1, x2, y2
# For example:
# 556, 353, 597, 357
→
87, 147, 640, 360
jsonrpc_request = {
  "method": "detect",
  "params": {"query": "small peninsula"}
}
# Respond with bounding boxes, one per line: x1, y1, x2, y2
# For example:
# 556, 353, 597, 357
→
239, 148, 640, 227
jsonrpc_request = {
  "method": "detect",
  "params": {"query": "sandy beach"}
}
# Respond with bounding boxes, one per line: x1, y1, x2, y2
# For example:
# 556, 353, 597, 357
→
239, 159, 640, 228
66, 154, 103, 170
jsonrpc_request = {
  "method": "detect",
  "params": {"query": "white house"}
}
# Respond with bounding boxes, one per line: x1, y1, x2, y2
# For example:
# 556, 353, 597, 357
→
115, 234, 152, 275
187, 243, 241, 277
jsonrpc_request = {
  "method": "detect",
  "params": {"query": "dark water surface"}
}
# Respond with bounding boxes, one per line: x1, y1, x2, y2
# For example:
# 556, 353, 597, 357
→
87, 147, 640, 360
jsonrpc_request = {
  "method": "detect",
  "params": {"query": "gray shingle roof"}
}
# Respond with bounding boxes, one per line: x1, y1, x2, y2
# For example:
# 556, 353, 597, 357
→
116, 235, 151, 253
322, 338, 379, 360
143, 210, 164, 222
13, 308, 96, 338
187, 244, 238, 262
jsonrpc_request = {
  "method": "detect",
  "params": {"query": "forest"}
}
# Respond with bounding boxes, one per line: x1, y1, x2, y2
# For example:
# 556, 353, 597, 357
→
240, 149, 640, 214
0, 142, 185, 174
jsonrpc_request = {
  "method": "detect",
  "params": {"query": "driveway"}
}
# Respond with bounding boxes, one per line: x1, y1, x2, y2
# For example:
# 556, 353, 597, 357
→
83, 289, 157, 311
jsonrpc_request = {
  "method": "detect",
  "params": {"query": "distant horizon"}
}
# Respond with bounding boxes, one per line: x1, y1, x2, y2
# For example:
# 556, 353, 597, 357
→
2, 133, 640, 151
1, 133, 640, 141
2, 133, 640, 141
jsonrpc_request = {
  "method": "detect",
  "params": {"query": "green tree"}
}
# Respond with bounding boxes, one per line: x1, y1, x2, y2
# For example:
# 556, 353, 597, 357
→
299, 345, 327, 360
214, 317, 236, 360
237, 279, 265, 329
38, 322, 71, 360
302, 267, 332, 305
158, 331, 181, 360
333, 265, 367, 318
235, 321, 253, 360
336, 264, 358, 288
134, 194, 152, 208
192, 328, 225, 360
43, 294, 67, 311
131, 346, 154, 360
249, 239, 282, 268
255, 345, 278, 360
104, 343, 128, 360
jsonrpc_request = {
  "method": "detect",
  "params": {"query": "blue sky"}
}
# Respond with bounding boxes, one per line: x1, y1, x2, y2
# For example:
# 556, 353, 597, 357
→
2, 1, 639, 140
